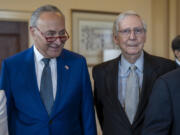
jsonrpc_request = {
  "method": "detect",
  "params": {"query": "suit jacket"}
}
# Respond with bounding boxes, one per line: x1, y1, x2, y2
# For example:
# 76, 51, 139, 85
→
0, 47, 97, 135
142, 68, 180, 135
92, 51, 176, 135
175, 62, 180, 68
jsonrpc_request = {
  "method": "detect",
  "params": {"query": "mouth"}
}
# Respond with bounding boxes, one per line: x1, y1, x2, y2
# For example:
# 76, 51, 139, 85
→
49, 45, 59, 49
48, 43, 64, 49
48, 44, 62, 52
127, 44, 139, 47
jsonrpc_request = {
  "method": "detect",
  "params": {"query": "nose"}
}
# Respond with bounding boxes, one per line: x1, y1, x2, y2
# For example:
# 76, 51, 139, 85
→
129, 30, 136, 39
54, 37, 62, 44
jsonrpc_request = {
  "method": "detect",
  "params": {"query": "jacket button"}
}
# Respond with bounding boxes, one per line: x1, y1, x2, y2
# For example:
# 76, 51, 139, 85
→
49, 120, 53, 125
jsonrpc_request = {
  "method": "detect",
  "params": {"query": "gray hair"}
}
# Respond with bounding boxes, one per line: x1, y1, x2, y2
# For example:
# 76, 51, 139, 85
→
30, 5, 65, 27
113, 10, 147, 36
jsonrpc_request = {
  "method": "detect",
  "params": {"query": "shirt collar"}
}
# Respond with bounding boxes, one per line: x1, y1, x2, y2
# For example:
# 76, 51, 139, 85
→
135, 51, 144, 72
33, 45, 56, 65
120, 51, 144, 74
34, 45, 44, 64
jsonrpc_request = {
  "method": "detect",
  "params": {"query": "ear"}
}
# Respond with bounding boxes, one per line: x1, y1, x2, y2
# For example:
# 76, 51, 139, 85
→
113, 34, 119, 45
29, 26, 36, 37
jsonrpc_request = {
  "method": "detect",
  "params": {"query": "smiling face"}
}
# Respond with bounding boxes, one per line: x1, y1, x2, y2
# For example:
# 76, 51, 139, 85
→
114, 15, 146, 61
30, 11, 66, 58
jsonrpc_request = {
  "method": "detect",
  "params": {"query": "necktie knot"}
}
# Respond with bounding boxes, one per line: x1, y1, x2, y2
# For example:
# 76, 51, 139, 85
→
42, 58, 50, 66
129, 64, 137, 71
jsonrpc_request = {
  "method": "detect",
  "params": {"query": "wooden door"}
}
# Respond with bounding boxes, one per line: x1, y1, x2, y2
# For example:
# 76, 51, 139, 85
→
0, 21, 28, 69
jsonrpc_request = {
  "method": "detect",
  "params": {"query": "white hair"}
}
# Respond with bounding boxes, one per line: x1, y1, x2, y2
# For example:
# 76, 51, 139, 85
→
113, 10, 147, 36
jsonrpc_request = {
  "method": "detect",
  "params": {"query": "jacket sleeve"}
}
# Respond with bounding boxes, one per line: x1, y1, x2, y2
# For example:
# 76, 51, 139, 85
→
80, 58, 97, 135
142, 78, 172, 135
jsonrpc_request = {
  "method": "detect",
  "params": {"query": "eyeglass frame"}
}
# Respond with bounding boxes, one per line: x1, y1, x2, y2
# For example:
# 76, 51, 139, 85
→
35, 27, 70, 43
118, 27, 146, 37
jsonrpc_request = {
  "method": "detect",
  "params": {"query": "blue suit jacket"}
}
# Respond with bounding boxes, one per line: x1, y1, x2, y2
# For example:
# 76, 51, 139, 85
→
0, 47, 97, 135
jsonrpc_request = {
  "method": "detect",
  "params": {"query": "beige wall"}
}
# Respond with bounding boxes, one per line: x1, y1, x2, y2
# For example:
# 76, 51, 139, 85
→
1, 0, 179, 57
0, 0, 152, 53
151, 0, 179, 60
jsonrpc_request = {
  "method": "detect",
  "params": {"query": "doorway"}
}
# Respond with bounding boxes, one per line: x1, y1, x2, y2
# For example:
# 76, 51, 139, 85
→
0, 21, 28, 69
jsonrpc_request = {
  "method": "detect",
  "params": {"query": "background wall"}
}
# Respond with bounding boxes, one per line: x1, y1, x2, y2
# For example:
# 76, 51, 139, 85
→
0, 0, 153, 54
1, 0, 178, 59
0, 0, 179, 134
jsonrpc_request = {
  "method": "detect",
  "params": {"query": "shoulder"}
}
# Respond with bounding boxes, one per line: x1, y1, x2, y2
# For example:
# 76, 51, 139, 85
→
144, 52, 176, 72
3, 47, 33, 64
160, 68, 180, 82
61, 49, 86, 61
151, 68, 180, 99
144, 52, 175, 65
93, 56, 119, 73
59, 49, 88, 68
92, 56, 120, 80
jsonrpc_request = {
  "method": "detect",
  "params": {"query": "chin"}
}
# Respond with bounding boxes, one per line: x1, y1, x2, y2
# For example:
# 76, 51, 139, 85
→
47, 49, 63, 58
47, 52, 61, 58
127, 50, 140, 54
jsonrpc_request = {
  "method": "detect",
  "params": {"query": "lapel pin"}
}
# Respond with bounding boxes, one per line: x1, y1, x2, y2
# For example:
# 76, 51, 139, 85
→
65, 65, 69, 70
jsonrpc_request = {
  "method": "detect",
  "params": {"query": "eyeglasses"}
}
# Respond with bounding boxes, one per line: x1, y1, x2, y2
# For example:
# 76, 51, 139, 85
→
118, 27, 145, 37
36, 27, 69, 43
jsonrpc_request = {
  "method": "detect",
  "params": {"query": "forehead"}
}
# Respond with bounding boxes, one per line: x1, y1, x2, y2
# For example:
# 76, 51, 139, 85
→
119, 15, 143, 29
37, 12, 65, 30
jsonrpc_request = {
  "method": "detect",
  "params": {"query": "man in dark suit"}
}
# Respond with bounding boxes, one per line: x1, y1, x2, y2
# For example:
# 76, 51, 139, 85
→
93, 10, 176, 135
142, 68, 180, 135
171, 35, 180, 67
0, 5, 97, 135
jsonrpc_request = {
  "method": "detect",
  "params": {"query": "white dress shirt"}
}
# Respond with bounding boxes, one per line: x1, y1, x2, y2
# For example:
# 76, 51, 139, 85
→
0, 90, 8, 135
34, 46, 57, 99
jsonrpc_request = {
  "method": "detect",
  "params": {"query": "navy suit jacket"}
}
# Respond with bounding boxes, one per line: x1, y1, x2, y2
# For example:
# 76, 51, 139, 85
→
0, 47, 97, 135
142, 68, 180, 135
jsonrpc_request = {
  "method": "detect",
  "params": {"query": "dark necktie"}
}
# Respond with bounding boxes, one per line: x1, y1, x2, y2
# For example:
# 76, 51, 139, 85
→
40, 58, 54, 115
125, 65, 139, 124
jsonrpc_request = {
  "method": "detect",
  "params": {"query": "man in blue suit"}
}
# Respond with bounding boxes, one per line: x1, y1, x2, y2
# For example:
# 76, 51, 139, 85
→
0, 5, 97, 135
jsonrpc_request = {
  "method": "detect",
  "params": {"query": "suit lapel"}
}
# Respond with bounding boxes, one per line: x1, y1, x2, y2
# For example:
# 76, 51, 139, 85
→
105, 59, 119, 104
133, 52, 159, 124
50, 50, 71, 118
105, 56, 131, 128
24, 47, 48, 115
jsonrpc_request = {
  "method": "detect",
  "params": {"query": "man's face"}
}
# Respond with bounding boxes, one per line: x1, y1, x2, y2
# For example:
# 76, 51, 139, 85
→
114, 15, 146, 58
30, 12, 68, 58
